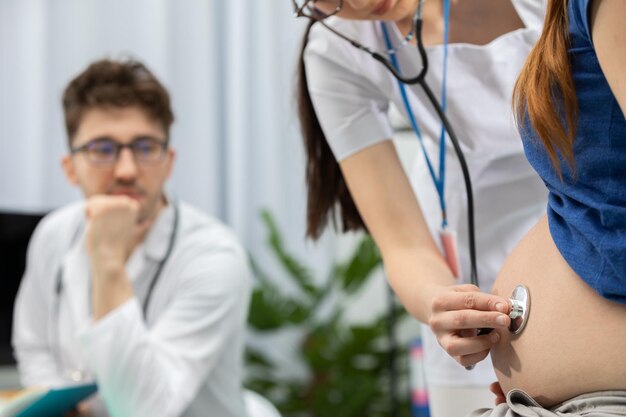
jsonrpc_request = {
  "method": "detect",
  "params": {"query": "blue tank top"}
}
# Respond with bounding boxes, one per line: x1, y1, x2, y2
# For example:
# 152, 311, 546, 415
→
521, 0, 626, 304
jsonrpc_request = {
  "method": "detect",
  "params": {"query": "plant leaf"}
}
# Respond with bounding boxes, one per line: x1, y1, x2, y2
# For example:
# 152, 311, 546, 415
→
261, 209, 319, 298
340, 235, 382, 294
248, 284, 310, 330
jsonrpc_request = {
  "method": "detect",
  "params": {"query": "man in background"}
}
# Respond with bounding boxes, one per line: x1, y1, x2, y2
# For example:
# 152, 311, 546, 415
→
12, 58, 251, 417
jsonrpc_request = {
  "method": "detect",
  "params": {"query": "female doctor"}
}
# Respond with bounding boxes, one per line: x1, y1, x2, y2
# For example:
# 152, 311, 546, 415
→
294, 0, 547, 415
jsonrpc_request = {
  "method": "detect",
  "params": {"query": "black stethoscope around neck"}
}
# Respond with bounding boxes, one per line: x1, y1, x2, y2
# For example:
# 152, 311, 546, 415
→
52, 202, 179, 379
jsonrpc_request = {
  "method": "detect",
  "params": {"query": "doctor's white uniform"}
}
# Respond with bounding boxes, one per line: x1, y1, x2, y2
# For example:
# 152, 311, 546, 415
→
12, 201, 251, 417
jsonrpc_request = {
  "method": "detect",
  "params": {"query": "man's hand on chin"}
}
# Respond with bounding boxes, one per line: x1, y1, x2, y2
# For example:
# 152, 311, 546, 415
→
85, 195, 143, 320
85, 194, 141, 266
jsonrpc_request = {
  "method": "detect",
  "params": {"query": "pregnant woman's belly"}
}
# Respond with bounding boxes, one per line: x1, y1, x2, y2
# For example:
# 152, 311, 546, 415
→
491, 216, 626, 407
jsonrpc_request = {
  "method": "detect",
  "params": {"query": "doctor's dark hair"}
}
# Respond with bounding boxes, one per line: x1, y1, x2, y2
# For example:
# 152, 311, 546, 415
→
297, 21, 367, 239
513, 0, 577, 173
62, 58, 175, 145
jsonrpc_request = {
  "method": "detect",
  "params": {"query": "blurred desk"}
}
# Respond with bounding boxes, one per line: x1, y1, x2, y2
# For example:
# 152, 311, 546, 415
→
0, 389, 21, 401
0, 366, 20, 391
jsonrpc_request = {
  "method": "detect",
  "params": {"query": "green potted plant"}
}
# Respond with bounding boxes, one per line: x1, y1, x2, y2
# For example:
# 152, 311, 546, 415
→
245, 210, 410, 417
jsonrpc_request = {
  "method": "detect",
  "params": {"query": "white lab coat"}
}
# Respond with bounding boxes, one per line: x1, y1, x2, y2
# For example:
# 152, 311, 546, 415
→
304, 0, 548, 387
12, 201, 251, 417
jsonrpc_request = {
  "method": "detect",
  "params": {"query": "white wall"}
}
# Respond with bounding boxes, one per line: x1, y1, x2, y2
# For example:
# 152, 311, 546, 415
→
0, 0, 358, 284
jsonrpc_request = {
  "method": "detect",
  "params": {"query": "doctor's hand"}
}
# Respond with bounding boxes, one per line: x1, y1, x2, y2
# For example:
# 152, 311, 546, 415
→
428, 284, 511, 368
85, 195, 147, 267
66, 401, 91, 417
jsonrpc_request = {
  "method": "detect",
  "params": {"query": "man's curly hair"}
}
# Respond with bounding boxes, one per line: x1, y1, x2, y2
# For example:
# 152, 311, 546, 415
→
62, 59, 174, 145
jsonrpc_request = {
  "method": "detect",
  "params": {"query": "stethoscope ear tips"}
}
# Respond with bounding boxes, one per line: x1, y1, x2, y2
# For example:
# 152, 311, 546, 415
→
508, 285, 531, 335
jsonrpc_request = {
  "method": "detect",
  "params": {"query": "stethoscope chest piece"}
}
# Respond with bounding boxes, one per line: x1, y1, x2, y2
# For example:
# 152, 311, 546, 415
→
508, 285, 531, 335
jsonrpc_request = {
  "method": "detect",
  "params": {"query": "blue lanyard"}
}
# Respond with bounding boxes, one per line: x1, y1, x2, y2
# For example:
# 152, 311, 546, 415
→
381, 0, 450, 227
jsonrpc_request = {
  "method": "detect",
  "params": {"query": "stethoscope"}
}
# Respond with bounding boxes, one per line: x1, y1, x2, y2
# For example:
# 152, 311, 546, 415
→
310, 0, 531, 336
52, 202, 179, 380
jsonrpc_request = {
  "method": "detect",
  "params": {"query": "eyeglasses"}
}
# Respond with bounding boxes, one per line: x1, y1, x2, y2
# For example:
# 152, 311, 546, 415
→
70, 136, 169, 166
292, 0, 343, 20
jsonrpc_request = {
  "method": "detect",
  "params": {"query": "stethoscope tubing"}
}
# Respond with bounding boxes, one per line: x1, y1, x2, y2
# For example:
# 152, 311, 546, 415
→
414, 80, 478, 286
142, 202, 179, 317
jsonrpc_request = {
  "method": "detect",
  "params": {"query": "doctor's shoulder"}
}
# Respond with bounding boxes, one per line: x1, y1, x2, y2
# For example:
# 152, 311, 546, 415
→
172, 202, 252, 289
513, 0, 547, 32
24, 201, 85, 264
305, 17, 382, 76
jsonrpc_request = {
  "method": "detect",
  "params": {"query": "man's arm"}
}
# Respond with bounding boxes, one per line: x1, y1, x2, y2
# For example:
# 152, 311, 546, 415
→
12, 217, 68, 388
79, 242, 250, 417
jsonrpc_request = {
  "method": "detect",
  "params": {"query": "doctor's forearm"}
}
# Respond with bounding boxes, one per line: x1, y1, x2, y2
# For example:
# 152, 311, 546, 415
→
91, 262, 134, 321
12, 266, 67, 388
382, 247, 456, 323
13, 346, 66, 388
80, 300, 202, 417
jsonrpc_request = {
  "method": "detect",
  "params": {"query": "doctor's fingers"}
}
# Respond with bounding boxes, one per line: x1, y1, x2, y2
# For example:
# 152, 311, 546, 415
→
429, 309, 510, 332
65, 402, 91, 417
65, 409, 89, 417
85, 195, 139, 220
431, 287, 511, 314
455, 349, 492, 369
437, 326, 500, 357
438, 331, 497, 360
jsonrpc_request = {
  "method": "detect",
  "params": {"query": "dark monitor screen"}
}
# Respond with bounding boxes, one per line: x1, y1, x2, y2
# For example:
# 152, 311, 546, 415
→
0, 211, 46, 365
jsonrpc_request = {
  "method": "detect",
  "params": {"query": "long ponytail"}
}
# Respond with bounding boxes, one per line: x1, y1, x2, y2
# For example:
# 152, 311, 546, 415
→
513, 0, 578, 173
297, 21, 366, 239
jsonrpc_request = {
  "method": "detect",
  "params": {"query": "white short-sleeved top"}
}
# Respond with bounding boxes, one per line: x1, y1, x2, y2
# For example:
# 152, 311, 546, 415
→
304, 0, 547, 386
